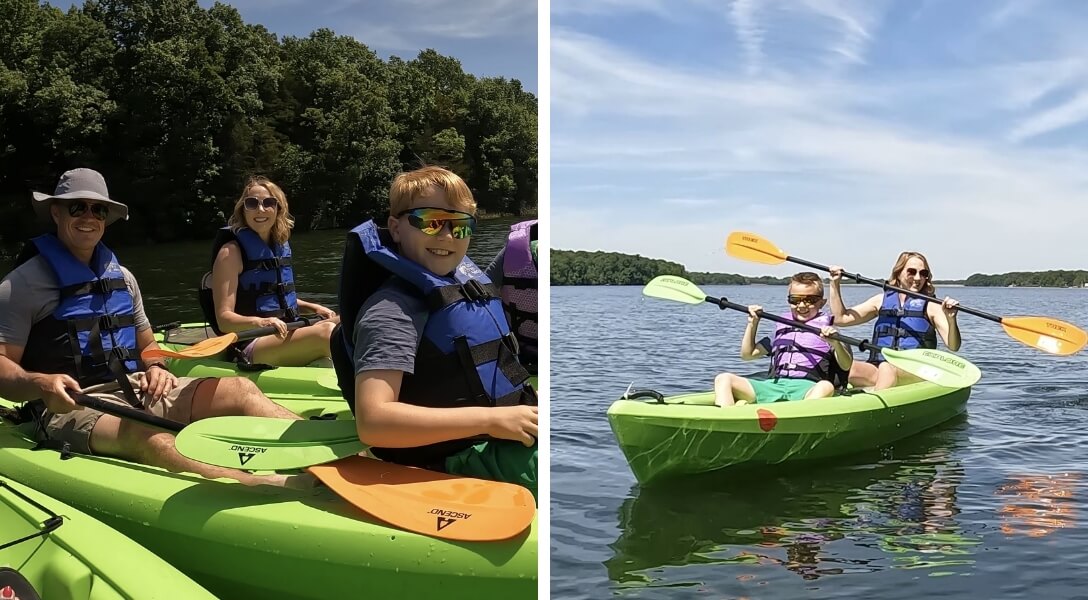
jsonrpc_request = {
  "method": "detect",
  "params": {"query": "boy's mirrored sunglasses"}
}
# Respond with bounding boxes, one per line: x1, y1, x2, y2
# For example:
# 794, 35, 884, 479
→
787, 294, 824, 306
64, 200, 110, 221
397, 207, 477, 239
243, 196, 278, 210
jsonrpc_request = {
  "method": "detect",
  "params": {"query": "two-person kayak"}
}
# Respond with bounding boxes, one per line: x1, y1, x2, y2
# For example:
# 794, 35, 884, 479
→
608, 380, 971, 485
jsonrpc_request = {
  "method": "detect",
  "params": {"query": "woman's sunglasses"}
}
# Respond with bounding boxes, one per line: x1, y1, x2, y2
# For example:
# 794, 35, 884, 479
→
64, 200, 110, 221
243, 196, 278, 211
397, 207, 477, 239
905, 268, 930, 278
787, 294, 823, 306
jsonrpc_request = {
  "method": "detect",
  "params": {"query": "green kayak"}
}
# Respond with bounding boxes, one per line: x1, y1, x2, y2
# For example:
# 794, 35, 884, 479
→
1, 477, 215, 600
608, 381, 971, 485
0, 400, 537, 600
154, 324, 537, 418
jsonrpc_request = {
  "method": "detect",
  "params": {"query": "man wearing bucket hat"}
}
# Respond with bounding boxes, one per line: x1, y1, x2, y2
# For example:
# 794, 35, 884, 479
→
0, 168, 309, 487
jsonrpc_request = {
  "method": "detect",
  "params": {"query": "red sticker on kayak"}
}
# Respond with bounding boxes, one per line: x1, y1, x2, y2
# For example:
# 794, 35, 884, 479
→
757, 409, 777, 432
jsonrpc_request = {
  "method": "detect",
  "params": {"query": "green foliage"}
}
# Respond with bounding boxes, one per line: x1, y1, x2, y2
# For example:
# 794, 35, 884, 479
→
0, 0, 537, 258
964, 271, 1088, 288
551, 250, 791, 286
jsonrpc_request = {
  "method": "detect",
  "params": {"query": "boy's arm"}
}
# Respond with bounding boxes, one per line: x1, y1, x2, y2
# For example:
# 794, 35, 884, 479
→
353, 370, 537, 447
740, 305, 767, 360
830, 339, 853, 370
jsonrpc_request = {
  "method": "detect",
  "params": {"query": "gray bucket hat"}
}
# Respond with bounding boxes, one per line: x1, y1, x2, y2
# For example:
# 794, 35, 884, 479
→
32, 168, 130, 226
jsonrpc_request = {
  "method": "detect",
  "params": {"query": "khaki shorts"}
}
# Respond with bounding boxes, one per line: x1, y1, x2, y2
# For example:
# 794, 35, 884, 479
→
40, 373, 211, 455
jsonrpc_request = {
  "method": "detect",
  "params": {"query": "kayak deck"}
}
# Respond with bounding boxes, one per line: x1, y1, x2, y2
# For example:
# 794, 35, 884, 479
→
608, 381, 971, 485
1, 478, 215, 600
0, 402, 537, 600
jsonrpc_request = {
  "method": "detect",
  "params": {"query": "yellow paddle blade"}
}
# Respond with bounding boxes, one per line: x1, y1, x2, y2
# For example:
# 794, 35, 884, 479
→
141, 333, 240, 360
725, 231, 788, 265
642, 275, 706, 304
1000, 316, 1088, 356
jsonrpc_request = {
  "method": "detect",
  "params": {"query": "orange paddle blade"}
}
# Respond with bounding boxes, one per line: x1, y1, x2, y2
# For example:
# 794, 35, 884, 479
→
725, 231, 788, 265
141, 333, 240, 361
308, 456, 536, 542
1000, 316, 1088, 356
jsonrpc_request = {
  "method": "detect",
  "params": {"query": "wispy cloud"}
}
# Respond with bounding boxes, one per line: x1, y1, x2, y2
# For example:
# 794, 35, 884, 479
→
553, 2, 1088, 277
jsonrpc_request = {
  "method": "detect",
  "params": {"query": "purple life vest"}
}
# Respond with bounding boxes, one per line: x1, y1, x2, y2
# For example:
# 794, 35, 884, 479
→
768, 312, 838, 383
500, 220, 537, 367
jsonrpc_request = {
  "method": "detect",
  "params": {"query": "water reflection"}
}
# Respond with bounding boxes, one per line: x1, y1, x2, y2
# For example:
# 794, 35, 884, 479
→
606, 434, 978, 591
997, 473, 1079, 537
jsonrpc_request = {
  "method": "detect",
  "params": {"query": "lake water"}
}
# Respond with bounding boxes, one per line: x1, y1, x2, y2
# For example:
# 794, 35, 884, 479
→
1, 216, 526, 324
551, 284, 1088, 599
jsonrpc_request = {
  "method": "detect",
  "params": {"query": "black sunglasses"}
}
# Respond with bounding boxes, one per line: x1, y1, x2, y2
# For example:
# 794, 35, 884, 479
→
905, 267, 930, 278
243, 196, 278, 211
64, 200, 109, 221
787, 294, 823, 306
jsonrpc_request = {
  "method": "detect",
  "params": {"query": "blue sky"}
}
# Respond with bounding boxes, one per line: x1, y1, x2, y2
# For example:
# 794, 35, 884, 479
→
551, 0, 1088, 279
195, 0, 537, 92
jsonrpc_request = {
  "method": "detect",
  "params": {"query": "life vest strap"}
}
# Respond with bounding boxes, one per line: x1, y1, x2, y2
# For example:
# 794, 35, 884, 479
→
426, 280, 501, 311
502, 275, 536, 290
60, 276, 127, 299
243, 255, 293, 272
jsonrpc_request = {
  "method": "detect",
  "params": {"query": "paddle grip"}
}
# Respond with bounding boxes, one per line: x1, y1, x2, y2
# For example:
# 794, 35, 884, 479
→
706, 296, 875, 351
73, 392, 185, 433
235, 314, 327, 343
790, 256, 1001, 323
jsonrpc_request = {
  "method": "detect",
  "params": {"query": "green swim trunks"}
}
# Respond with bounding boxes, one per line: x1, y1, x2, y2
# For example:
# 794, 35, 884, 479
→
445, 440, 538, 501
748, 378, 818, 404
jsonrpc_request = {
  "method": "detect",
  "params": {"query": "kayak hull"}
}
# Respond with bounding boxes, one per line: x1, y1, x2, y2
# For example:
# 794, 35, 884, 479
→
1, 478, 215, 600
607, 382, 971, 485
0, 402, 537, 600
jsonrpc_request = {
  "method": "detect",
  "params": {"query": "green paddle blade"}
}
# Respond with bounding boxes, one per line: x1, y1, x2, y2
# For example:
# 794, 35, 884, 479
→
882, 348, 981, 389
642, 275, 707, 304
175, 417, 364, 471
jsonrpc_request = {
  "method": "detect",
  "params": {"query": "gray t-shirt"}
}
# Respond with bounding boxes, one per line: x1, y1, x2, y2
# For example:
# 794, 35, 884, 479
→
351, 277, 429, 375
0, 255, 152, 348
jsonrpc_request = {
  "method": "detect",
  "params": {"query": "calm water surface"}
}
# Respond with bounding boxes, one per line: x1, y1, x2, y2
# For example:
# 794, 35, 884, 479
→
0, 217, 523, 323
552, 285, 1088, 599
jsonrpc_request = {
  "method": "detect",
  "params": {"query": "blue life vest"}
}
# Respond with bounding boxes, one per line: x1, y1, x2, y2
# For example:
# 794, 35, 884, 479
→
869, 291, 937, 362
18, 234, 139, 387
767, 312, 845, 386
331, 220, 536, 469
500, 220, 538, 371
211, 227, 298, 321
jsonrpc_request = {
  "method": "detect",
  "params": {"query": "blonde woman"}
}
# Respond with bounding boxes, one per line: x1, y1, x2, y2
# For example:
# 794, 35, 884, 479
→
209, 177, 337, 367
828, 252, 960, 390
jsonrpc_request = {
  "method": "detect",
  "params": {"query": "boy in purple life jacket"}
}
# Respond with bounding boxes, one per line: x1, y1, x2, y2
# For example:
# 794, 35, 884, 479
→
713, 271, 853, 407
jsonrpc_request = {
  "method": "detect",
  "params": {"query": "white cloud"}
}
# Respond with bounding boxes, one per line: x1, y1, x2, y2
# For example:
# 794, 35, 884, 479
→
552, 21, 1088, 278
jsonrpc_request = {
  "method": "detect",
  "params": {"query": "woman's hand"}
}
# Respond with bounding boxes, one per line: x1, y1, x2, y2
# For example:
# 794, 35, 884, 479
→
256, 317, 289, 338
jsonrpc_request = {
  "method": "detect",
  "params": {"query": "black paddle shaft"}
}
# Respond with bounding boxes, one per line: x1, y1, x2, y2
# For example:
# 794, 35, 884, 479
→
704, 295, 879, 352
74, 392, 184, 433
784, 254, 1001, 323
235, 314, 326, 343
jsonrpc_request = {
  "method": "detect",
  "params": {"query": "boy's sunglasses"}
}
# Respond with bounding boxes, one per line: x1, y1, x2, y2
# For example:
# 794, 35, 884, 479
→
787, 294, 823, 306
243, 196, 278, 211
397, 207, 477, 239
64, 200, 110, 221
905, 268, 930, 278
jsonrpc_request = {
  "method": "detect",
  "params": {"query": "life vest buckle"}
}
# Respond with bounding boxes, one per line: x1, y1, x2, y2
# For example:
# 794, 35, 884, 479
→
99, 314, 124, 331
461, 279, 491, 302
109, 346, 134, 362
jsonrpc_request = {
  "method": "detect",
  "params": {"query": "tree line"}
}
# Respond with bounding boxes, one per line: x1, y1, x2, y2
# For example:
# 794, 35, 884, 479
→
550, 250, 791, 286
964, 271, 1088, 288
553, 249, 1084, 288
0, 0, 537, 258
